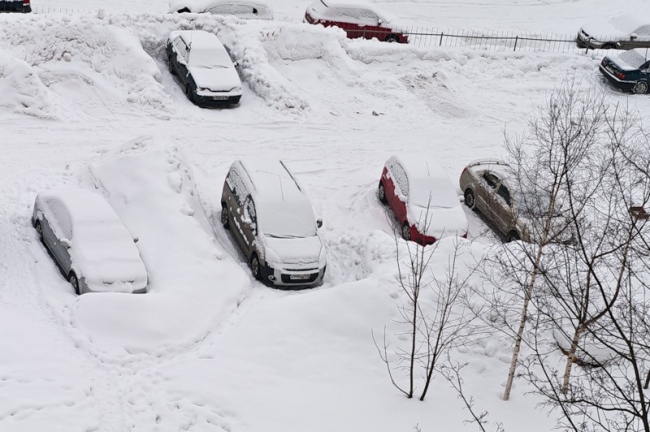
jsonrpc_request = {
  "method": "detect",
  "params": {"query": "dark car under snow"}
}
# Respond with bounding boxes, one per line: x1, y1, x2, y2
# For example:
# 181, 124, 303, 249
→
600, 49, 650, 94
0, 0, 31, 12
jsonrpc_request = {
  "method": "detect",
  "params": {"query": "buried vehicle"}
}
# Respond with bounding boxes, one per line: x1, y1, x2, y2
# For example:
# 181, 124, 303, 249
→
32, 187, 148, 295
221, 160, 327, 288
170, 0, 274, 19
577, 14, 650, 50
459, 159, 572, 243
0, 0, 31, 13
378, 155, 468, 245
599, 48, 650, 94
304, 0, 409, 44
167, 30, 242, 107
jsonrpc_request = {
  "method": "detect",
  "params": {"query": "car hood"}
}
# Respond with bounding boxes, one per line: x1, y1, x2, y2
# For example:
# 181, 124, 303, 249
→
407, 204, 468, 239
72, 242, 148, 293
189, 66, 242, 93
263, 235, 324, 268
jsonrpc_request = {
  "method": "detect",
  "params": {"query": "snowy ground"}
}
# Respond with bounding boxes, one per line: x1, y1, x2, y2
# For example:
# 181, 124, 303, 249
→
2, 0, 650, 431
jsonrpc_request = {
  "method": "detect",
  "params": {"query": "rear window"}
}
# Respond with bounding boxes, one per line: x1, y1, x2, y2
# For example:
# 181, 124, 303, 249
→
618, 50, 647, 69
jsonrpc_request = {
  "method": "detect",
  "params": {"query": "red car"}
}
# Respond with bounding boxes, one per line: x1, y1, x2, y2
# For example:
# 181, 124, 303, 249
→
378, 155, 469, 245
304, 0, 408, 44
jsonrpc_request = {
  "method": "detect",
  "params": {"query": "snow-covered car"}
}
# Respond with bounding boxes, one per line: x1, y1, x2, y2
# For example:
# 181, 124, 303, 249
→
32, 188, 148, 295
221, 160, 327, 288
166, 30, 242, 107
577, 14, 650, 50
378, 155, 468, 244
600, 49, 650, 94
304, 0, 408, 44
0, 0, 31, 13
170, 0, 273, 20
459, 159, 573, 243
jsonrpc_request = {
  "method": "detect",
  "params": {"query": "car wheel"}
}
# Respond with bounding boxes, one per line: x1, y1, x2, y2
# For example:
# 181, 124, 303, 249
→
250, 253, 262, 280
168, 57, 176, 76
601, 43, 615, 50
633, 81, 648, 94
34, 221, 43, 241
464, 189, 476, 210
401, 223, 411, 241
221, 204, 230, 229
506, 231, 520, 243
385, 34, 398, 43
378, 182, 388, 204
69, 272, 80, 295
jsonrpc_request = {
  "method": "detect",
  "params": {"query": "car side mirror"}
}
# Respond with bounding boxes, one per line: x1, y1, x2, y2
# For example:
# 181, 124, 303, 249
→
233, 61, 240, 68
377, 18, 383, 25
133, 237, 139, 243
60, 238, 72, 248
317, 219, 323, 229
631, 33, 638, 41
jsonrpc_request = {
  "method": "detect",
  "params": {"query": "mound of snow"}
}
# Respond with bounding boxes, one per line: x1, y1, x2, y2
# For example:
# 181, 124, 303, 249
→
37, 136, 251, 356
0, 51, 56, 118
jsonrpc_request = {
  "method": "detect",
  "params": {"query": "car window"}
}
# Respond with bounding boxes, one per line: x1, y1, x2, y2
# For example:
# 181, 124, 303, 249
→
387, 159, 409, 198
226, 169, 244, 205
497, 184, 512, 206
482, 172, 500, 189
244, 196, 257, 223
46, 198, 73, 239
173, 38, 189, 62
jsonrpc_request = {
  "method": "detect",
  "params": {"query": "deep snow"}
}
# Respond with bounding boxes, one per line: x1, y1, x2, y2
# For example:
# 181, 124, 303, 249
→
2, 1, 650, 431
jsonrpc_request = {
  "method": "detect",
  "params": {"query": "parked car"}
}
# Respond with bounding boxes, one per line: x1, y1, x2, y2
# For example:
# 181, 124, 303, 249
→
221, 160, 327, 288
0, 0, 31, 13
459, 159, 572, 243
378, 155, 468, 244
170, 0, 273, 20
577, 14, 650, 50
304, 0, 408, 44
32, 188, 148, 295
166, 30, 242, 107
600, 49, 650, 94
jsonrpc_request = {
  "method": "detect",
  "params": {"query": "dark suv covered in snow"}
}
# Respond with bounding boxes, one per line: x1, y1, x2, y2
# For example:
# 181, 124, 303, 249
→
600, 49, 650, 94
0, 0, 31, 12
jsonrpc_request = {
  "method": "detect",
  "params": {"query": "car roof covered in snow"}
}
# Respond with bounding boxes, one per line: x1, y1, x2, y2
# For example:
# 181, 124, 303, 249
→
37, 187, 125, 228
169, 30, 225, 50
237, 159, 307, 204
609, 14, 650, 34
169, 0, 273, 17
309, 0, 394, 23
468, 158, 513, 179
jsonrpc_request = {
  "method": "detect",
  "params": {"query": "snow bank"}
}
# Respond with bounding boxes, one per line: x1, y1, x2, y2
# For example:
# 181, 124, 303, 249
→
0, 50, 56, 118
38, 136, 251, 356
0, 14, 172, 115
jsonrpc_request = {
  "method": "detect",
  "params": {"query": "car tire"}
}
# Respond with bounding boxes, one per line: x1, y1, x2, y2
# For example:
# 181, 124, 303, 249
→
602, 43, 615, 50
69, 272, 80, 295
385, 34, 398, 43
401, 223, 411, 241
464, 189, 476, 210
633, 81, 648, 94
250, 253, 262, 280
34, 220, 43, 241
378, 182, 388, 204
506, 231, 520, 243
221, 204, 230, 229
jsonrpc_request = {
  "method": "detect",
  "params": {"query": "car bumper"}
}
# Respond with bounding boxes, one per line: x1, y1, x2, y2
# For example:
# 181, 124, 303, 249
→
260, 263, 326, 289
0, 4, 31, 12
575, 32, 603, 49
599, 65, 636, 91
193, 93, 241, 107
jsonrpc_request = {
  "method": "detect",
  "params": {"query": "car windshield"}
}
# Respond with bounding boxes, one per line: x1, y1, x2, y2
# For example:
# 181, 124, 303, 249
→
258, 201, 317, 239
188, 48, 231, 68
409, 178, 459, 209
513, 190, 561, 217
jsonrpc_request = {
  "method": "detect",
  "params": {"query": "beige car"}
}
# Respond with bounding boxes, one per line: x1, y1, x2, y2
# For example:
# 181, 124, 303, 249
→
459, 159, 572, 243
220, 159, 327, 288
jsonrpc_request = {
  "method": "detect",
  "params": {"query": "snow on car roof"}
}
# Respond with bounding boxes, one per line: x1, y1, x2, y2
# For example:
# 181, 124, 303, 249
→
238, 159, 317, 238
390, 155, 460, 209
610, 14, 648, 34
614, 49, 649, 70
169, 0, 272, 16
310, 0, 394, 23
468, 158, 512, 179
39, 187, 123, 228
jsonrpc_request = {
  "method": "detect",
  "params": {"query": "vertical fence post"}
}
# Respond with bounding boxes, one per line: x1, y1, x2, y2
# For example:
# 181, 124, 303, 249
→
513, 35, 518, 51
439, 32, 444, 46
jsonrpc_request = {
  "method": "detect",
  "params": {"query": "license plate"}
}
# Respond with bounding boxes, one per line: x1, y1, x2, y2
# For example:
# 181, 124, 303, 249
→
606, 66, 616, 75
212, 95, 229, 101
289, 274, 310, 280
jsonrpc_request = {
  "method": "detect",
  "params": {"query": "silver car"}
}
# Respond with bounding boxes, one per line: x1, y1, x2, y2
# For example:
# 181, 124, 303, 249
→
32, 187, 148, 294
577, 14, 650, 50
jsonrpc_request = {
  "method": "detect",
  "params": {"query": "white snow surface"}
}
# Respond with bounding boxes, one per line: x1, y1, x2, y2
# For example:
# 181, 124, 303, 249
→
3, 0, 650, 430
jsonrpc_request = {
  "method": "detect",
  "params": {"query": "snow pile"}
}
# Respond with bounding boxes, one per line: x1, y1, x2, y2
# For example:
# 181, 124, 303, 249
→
0, 14, 172, 114
0, 50, 56, 118
33, 136, 251, 356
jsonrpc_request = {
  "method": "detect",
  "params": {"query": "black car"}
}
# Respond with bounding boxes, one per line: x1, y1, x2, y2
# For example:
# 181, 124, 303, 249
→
0, 0, 31, 12
600, 49, 650, 94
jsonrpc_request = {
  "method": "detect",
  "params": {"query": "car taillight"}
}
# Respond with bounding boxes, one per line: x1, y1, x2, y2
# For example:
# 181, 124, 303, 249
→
462, 232, 468, 239
23, 0, 29, 5
616, 72, 625, 79
461, 166, 468, 176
